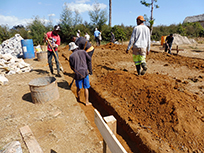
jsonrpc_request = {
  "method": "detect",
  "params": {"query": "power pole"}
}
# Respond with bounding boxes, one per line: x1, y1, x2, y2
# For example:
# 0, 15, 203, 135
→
109, 0, 112, 27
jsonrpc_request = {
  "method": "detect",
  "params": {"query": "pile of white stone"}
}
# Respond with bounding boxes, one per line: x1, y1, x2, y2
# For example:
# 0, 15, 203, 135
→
0, 53, 32, 85
0, 34, 33, 85
0, 53, 32, 75
0, 34, 24, 57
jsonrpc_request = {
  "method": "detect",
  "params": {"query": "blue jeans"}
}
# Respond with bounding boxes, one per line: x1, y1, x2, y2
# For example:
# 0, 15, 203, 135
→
47, 51, 60, 74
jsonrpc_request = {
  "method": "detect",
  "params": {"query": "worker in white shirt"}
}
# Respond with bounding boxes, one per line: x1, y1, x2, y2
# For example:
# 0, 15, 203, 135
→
126, 15, 150, 75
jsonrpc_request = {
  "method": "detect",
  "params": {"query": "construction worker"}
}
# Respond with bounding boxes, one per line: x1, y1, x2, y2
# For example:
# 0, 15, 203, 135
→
126, 15, 150, 75
84, 33, 90, 41
111, 32, 115, 43
77, 30, 80, 38
68, 42, 92, 106
94, 28, 101, 46
71, 36, 95, 58
45, 25, 61, 77
165, 34, 174, 54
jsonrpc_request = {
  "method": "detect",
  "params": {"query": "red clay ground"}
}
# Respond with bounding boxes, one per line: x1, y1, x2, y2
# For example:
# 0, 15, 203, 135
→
59, 41, 204, 153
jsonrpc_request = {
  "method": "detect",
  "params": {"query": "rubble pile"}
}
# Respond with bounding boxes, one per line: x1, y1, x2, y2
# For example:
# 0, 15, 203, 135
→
0, 53, 32, 76
0, 34, 24, 57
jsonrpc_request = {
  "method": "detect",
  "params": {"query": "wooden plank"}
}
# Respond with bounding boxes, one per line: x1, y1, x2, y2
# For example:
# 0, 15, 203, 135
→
103, 115, 117, 153
19, 125, 43, 153
94, 109, 127, 153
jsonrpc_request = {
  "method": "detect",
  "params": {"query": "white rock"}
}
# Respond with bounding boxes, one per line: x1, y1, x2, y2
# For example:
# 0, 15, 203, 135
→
0, 74, 9, 85
0, 141, 23, 153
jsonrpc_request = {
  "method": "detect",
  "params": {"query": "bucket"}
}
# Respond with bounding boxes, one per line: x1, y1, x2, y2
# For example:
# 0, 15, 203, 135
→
37, 51, 47, 61
21, 39, 35, 59
29, 76, 59, 104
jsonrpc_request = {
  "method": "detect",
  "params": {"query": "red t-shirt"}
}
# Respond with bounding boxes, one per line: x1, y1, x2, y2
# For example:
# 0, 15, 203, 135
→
46, 31, 60, 51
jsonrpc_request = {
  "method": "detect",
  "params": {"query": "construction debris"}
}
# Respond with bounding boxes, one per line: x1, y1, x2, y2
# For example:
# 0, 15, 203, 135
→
0, 74, 9, 85
0, 141, 23, 153
0, 34, 24, 58
0, 53, 32, 76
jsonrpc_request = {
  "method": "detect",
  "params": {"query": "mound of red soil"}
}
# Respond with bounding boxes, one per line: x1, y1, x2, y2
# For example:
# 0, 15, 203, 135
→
60, 42, 204, 152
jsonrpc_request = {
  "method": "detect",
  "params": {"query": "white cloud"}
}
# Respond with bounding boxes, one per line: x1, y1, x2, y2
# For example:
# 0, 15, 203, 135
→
75, 0, 90, 3
64, 1, 107, 13
0, 15, 31, 27
0, 15, 49, 28
48, 14, 55, 17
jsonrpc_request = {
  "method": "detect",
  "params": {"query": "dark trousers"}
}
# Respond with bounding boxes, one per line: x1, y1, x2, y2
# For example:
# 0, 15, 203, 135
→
47, 51, 60, 74
95, 37, 100, 46
165, 43, 172, 54
87, 49, 94, 58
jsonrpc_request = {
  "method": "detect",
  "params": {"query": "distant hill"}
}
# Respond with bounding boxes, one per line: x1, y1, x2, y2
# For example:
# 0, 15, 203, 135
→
183, 14, 204, 28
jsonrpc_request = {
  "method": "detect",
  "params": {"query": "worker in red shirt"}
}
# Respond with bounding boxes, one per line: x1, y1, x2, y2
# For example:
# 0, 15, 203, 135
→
45, 25, 61, 77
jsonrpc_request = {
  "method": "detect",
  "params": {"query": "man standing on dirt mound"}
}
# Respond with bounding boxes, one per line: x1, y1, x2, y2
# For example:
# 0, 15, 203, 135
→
68, 42, 93, 106
45, 25, 61, 77
126, 15, 150, 75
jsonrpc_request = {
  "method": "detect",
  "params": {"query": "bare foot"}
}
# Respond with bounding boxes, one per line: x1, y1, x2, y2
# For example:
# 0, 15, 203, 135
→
85, 102, 92, 106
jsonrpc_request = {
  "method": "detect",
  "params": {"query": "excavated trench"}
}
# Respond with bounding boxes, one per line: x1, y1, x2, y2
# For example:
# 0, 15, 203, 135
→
89, 87, 151, 153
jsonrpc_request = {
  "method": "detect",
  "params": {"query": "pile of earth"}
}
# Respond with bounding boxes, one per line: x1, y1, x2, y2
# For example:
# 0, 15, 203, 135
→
59, 42, 204, 152
172, 34, 197, 45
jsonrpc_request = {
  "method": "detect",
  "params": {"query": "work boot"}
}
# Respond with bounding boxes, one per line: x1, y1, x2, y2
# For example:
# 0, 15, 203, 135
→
141, 63, 147, 75
136, 65, 141, 75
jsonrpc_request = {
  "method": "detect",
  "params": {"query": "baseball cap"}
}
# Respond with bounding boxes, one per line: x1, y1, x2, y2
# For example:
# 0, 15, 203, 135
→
54, 25, 60, 31
137, 16, 146, 21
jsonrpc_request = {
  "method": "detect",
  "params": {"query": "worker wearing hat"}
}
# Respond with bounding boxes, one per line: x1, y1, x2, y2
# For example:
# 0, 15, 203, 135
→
45, 25, 61, 77
68, 42, 92, 106
126, 15, 150, 75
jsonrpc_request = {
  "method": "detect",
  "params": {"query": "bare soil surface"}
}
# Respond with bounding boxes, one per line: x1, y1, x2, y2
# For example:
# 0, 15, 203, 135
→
0, 59, 102, 153
1, 39, 204, 153
59, 40, 204, 153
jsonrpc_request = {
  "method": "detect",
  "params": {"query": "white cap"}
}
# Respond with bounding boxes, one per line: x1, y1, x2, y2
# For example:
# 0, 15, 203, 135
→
69, 42, 78, 51
78, 30, 80, 33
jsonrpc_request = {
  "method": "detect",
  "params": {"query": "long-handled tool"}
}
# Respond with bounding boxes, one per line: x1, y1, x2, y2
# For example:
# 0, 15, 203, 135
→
44, 33, 64, 73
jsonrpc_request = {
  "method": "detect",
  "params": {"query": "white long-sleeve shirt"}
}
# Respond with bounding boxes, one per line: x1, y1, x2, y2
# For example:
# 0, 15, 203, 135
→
127, 25, 150, 53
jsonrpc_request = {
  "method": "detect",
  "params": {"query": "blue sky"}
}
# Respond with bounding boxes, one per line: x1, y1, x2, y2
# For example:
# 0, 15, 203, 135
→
0, 0, 203, 28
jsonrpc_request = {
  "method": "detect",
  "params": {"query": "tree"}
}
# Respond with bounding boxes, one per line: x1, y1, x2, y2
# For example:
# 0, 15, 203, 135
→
88, 2, 108, 30
27, 16, 46, 45
140, 0, 159, 35
59, 3, 74, 43
0, 25, 11, 43
73, 10, 83, 27
10, 25, 29, 39
109, 0, 112, 27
